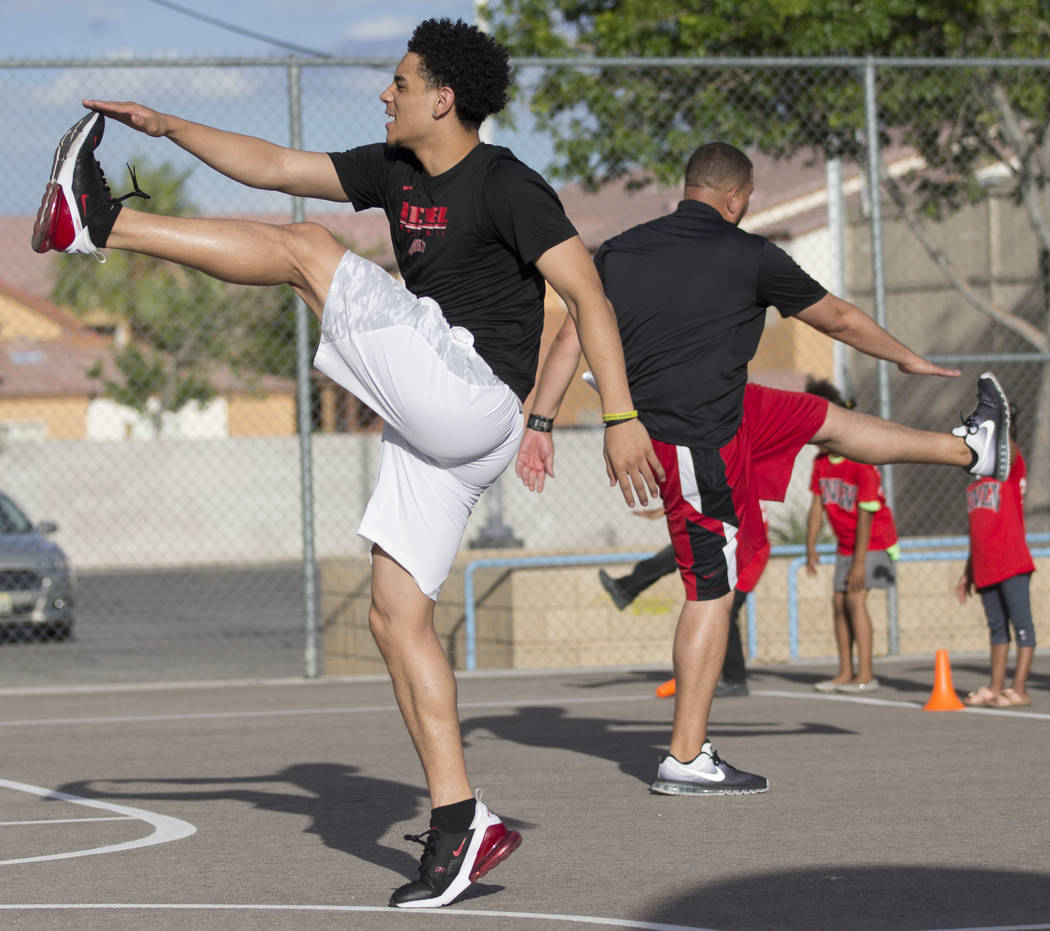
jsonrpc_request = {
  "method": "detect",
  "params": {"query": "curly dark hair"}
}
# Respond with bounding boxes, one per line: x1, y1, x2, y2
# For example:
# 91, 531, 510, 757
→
407, 18, 510, 130
804, 376, 854, 409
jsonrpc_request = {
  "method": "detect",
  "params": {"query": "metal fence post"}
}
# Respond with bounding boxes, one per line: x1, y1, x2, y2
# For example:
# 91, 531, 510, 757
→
287, 58, 321, 678
863, 58, 900, 656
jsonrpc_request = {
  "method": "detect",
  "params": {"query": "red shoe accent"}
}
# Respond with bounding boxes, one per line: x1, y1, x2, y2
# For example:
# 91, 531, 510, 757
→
468, 822, 522, 882
31, 183, 75, 253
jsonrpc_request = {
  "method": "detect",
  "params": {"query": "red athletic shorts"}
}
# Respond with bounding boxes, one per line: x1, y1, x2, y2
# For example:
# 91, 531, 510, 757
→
652, 384, 828, 601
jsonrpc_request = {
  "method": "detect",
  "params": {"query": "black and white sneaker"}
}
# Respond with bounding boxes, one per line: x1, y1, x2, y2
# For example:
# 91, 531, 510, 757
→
31, 112, 148, 259
651, 741, 768, 795
390, 797, 522, 908
952, 372, 1010, 481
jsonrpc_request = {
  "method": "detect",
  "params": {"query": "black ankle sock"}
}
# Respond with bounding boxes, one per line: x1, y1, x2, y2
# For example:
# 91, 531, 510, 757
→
91, 202, 122, 248
431, 797, 476, 834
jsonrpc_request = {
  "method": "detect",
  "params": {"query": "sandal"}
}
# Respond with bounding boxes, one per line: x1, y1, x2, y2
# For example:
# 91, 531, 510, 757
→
995, 688, 1032, 707
964, 686, 999, 707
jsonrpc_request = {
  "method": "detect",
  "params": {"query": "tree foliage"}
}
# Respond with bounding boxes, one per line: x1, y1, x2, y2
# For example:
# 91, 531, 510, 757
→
488, 0, 1050, 347
52, 159, 303, 430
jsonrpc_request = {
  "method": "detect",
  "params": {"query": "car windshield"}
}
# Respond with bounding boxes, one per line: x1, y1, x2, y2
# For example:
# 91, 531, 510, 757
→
0, 494, 34, 534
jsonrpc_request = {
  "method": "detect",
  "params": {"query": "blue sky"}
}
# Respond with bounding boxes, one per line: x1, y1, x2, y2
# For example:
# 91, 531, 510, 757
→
3, 2, 556, 216
2, 1, 479, 60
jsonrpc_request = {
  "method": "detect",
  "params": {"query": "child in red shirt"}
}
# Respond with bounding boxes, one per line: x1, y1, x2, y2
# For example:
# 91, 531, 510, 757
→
957, 407, 1036, 707
805, 379, 898, 693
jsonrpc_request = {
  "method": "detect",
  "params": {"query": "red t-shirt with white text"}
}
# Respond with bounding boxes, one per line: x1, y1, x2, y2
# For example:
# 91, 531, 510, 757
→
966, 451, 1034, 589
810, 454, 898, 556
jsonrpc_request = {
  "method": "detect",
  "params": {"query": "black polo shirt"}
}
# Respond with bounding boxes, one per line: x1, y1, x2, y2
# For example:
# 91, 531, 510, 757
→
594, 199, 827, 448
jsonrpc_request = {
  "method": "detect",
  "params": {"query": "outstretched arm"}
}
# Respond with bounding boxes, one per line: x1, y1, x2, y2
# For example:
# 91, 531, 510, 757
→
533, 237, 664, 507
82, 99, 346, 201
796, 293, 960, 377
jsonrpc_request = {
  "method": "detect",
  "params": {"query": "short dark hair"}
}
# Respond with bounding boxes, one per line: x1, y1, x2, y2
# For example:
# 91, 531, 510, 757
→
407, 18, 510, 130
805, 376, 854, 409
684, 142, 753, 190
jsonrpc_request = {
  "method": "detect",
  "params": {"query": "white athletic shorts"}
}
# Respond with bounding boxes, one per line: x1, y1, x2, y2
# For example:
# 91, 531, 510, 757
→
313, 252, 523, 600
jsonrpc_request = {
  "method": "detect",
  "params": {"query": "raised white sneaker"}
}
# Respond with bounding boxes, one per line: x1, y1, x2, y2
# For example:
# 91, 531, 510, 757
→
651, 741, 768, 795
952, 372, 1010, 481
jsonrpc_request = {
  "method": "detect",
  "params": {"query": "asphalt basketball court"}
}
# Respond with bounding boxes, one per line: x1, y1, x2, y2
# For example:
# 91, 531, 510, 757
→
1, 653, 1048, 931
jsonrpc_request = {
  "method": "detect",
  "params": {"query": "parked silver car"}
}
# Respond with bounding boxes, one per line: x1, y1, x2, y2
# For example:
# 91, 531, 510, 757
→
0, 491, 74, 641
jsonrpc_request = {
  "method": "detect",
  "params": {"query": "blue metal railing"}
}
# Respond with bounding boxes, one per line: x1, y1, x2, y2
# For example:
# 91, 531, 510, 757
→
461, 534, 1050, 670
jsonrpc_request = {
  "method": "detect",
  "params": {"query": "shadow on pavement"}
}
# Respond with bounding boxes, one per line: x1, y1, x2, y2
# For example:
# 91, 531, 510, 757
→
643, 864, 1050, 931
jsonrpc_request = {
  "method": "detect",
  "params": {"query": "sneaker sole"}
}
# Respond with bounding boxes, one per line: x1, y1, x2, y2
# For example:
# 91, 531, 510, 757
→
31, 182, 64, 253
980, 371, 1011, 482
470, 824, 522, 882
650, 779, 769, 796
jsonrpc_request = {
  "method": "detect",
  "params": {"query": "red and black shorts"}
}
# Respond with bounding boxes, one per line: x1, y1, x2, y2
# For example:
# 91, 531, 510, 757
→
652, 384, 828, 601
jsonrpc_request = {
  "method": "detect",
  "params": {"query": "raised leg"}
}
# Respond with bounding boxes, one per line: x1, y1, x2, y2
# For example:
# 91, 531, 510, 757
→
109, 209, 345, 319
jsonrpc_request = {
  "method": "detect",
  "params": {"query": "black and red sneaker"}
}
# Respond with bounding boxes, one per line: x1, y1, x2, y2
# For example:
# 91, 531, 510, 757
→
32, 112, 148, 258
390, 797, 521, 908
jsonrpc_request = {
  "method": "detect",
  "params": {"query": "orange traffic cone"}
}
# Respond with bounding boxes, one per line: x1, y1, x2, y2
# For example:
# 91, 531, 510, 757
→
923, 649, 965, 711
655, 677, 676, 698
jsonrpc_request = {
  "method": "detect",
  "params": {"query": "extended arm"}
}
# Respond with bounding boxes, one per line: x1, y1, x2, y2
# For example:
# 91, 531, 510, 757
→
795, 293, 960, 378
532, 237, 664, 507
82, 99, 346, 201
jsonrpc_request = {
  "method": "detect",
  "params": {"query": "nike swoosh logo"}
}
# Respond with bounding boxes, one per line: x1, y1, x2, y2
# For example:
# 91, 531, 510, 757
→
451, 837, 468, 857
694, 767, 726, 782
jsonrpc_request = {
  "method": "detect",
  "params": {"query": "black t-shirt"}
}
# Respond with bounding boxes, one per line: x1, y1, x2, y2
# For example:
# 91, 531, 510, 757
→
327, 143, 578, 402
594, 200, 827, 448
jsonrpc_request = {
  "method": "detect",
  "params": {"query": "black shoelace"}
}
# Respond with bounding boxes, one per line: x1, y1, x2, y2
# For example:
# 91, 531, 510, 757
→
957, 391, 994, 435
110, 163, 152, 206
404, 828, 439, 870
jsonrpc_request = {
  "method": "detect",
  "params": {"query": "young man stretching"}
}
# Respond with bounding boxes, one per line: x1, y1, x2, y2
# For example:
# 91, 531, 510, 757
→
32, 18, 661, 908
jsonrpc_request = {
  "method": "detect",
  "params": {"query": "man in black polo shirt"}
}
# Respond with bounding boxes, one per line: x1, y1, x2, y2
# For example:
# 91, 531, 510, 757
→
518, 141, 1010, 796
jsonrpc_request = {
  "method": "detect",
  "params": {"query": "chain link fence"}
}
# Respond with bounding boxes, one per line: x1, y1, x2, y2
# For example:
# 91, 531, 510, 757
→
0, 56, 1046, 685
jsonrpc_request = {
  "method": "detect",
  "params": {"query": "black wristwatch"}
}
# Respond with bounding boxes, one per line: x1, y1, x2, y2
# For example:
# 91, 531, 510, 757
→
526, 413, 554, 433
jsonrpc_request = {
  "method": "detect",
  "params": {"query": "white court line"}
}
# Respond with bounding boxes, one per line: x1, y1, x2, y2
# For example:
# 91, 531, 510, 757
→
0, 903, 710, 929
0, 778, 196, 865
0, 687, 1046, 729
0, 816, 132, 826
0, 693, 657, 729
0, 905, 1046, 931
753, 689, 1050, 719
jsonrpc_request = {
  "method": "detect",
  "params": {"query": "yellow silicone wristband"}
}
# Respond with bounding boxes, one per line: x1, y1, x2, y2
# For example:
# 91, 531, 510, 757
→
601, 410, 638, 423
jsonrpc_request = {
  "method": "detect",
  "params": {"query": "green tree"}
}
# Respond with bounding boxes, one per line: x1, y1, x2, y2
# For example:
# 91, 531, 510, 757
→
52, 159, 301, 435
489, 0, 1049, 346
